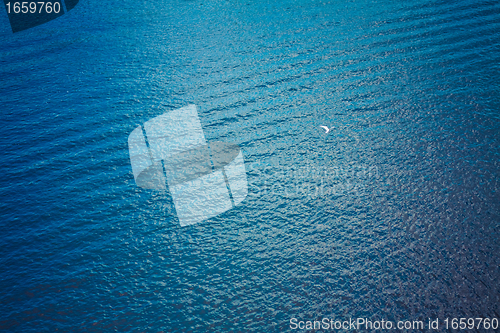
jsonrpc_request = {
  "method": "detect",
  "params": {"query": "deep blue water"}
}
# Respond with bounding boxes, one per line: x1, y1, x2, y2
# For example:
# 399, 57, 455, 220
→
1, 0, 499, 331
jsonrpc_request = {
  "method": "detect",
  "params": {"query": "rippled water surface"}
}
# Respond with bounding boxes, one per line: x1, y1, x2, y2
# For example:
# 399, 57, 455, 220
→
1, 0, 499, 331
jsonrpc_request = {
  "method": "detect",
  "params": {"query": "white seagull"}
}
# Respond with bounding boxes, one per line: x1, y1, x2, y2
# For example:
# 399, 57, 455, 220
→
320, 126, 332, 133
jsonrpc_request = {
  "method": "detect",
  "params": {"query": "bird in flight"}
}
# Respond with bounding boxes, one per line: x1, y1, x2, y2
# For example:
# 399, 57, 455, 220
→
320, 126, 332, 133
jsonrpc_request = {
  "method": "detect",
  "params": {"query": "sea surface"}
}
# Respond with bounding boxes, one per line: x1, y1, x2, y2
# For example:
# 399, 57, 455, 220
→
0, 0, 499, 331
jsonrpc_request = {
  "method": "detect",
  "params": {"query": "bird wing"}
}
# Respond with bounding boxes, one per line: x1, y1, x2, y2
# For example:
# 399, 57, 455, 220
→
320, 126, 330, 133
